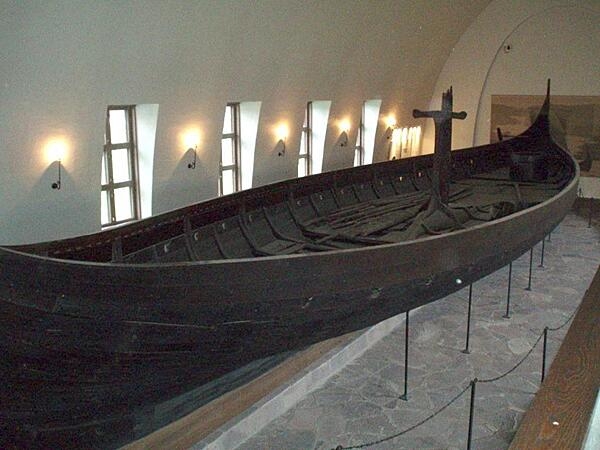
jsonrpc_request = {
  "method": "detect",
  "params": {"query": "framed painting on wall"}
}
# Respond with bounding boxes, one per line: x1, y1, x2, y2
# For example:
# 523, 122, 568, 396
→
490, 95, 600, 179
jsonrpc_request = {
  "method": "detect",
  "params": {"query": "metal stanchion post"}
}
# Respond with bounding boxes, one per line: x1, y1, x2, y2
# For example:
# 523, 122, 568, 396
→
525, 247, 533, 291
467, 378, 477, 450
400, 310, 409, 401
589, 197, 593, 228
503, 262, 512, 319
541, 327, 548, 383
462, 284, 473, 354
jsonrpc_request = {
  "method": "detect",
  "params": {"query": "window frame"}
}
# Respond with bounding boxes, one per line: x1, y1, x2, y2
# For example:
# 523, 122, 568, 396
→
298, 101, 313, 177
101, 105, 140, 228
219, 102, 242, 196
354, 104, 366, 166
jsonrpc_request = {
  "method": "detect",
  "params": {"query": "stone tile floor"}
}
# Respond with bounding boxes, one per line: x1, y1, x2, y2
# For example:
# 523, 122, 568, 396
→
237, 213, 600, 450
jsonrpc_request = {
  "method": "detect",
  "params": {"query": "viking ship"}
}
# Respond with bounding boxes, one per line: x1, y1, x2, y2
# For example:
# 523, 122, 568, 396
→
0, 84, 578, 447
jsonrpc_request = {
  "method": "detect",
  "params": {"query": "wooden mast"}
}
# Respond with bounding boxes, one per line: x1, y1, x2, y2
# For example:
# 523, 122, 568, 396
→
413, 87, 467, 203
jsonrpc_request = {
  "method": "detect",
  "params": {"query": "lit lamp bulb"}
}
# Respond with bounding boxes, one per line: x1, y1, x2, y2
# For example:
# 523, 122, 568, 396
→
184, 131, 200, 151
384, 115, 397, 129
339, 119, 351, 134
47, 139, 66, 163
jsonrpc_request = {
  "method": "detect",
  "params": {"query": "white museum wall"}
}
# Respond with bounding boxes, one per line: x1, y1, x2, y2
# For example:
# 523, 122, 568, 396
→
0, 0, 493, 244
424, 0, 600, 152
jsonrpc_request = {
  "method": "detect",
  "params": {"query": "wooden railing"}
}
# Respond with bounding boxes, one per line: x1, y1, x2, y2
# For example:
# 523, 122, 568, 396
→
510, 266, 600, 449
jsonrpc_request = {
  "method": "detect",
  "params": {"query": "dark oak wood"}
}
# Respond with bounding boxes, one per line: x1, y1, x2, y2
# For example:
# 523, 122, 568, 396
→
509, 267, 600, 449
123, 333, 355, 450
413, 86, 467, 203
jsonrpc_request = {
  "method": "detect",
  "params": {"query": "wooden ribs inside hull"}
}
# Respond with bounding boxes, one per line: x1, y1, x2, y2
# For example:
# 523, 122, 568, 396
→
120, 169, 565, 264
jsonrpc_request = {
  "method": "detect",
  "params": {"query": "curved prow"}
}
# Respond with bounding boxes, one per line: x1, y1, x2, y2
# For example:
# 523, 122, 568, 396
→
522, 79, 552, 139
508, 79, 575, 183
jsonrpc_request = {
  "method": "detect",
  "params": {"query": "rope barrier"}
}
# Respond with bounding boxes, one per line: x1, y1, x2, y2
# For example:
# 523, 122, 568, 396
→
548, 304, 580, 331
332, 229, 582, 450
478, 331, 544, 384
331, 300, 581, 450
331, 384, 471, 450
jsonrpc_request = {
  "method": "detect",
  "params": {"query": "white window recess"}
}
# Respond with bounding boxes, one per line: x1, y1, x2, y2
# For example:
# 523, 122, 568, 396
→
354, 99, 381, 166
308, 100, 331, 175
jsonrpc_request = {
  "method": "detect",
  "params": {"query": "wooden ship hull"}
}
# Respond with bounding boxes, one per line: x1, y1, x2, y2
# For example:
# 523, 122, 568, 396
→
0, 90, 578, 447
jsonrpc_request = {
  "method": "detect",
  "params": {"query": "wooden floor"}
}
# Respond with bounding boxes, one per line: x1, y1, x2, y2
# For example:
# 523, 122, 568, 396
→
510, 264, 600, 449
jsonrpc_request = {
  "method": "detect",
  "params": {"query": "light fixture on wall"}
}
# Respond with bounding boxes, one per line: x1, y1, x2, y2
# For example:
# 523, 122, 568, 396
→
337, 119, 351, 147
275, 123, 289, 156
384, 116, 397, 151
384, 114, 397, 129
52, 159, 62, 190
384, 114, 397, 145
45, 138, 67, 190
183, 130, 200, 169
187, 146, 197, 169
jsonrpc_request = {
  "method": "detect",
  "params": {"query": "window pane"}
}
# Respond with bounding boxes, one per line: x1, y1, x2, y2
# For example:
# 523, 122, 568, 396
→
114, 186, 133, 222
354, 147, 361, 167
111, 148, 131, 183
354, 121, 363, 167
109, 109, 128, 144
299, 131, 307, 156
221, 169, 235, 196
222, 106, 232, 134
298, 157, 307, 177
101, 153, 108, 185
101, 190, 110, 225
390, 128, 402, 160
355, 125, 363, 148
221, 137, 234, 166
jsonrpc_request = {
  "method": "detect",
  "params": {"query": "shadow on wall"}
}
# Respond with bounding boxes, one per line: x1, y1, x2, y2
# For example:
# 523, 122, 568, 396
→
1, 165, 97, 245
157, 153, 214, 213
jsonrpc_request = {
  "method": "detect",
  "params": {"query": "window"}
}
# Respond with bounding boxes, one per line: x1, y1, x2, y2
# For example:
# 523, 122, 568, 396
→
354, 113, 365, 167
238, 101, 261, 191
354, 99, 381, 166
220, 103, 241, 196
390, 126, 422, 160
101, 106, 139, 227
298, 102, 312, 177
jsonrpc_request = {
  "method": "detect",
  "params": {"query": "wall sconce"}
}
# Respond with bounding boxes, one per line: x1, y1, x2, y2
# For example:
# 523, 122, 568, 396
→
383, 115, 397, 156
275, 138, 286, 156
275, 123, 289, 156
183, 130, 200, 169
340, 131, 349, 147
187, 145, 197, 169
52, 159, 62, 190
337, 119, 350, 147
45, 138, 67, 190
384, 126, 394, 142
